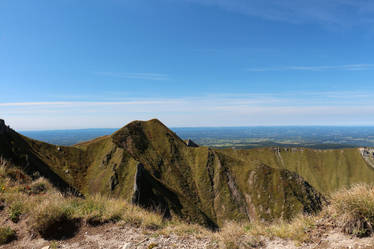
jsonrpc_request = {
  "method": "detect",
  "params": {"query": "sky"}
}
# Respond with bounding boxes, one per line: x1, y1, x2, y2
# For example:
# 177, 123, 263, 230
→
1, 0, 374, 130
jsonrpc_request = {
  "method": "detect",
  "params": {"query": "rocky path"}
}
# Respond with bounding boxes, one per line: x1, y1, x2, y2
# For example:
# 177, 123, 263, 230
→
3, 223, 374, 249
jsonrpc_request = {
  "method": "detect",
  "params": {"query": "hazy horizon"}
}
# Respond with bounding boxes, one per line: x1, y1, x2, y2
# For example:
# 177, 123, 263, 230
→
17, 124, 374, 132
19, 125, 374, 148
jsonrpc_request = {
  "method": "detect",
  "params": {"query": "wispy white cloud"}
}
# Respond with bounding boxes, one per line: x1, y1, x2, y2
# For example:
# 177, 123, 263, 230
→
95, 72, 169, 81
247, 64, 374, 72
180, 0, 374, 26
0, 100, 179, 107
2, 91, 374, 129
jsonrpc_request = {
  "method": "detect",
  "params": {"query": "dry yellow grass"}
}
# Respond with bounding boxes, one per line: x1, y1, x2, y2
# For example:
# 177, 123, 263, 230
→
0, 158, 166, 240
328, 183, 374, 237
121, 204, 164, 230
3, 156, 374, 247
0, 157, 319, 247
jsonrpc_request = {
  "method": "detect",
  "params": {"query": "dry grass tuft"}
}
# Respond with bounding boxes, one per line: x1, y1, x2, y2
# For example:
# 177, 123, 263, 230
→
329, 183, 374, 237
8, 201, 24, 223
28, 177, 53, 195
74, 194, 126, 225
30, 194, 80, 239
258, 215, 315, 242
214, 215, 316, 248
121, 205, 164, 230
215, 222, 263, 249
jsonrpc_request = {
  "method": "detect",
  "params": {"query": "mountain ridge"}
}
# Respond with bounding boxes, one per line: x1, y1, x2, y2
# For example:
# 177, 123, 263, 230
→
1, 118, 373, 228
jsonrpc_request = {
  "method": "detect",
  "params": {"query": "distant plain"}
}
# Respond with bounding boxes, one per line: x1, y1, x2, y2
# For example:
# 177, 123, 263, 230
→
20, 126, 374, 149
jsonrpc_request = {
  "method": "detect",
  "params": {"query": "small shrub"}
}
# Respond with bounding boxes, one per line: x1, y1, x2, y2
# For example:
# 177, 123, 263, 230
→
49, 240, 60, 249
9, 202, 23, 223
17, 178, 52, 196
0, 227, 16, 245
6, 168, 31, 184
29, 178, 49, 195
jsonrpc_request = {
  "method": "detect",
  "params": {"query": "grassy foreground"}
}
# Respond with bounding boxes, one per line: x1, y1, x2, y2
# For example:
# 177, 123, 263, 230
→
1, 157, 374, 248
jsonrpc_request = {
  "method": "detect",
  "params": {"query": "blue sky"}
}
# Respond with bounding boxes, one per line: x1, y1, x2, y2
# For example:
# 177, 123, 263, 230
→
1, 0, 374, 130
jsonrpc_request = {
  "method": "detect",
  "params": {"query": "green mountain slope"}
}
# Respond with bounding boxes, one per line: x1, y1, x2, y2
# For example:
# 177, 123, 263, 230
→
1, 118, 373, 228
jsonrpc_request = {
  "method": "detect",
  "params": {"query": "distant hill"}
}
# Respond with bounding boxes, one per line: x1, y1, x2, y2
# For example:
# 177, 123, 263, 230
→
2, 119, 374, 228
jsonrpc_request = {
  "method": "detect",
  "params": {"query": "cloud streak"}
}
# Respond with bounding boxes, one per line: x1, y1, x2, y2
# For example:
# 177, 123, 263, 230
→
247, 64, 374, 72
95, 72, 169, 81
0, 100, 178, 107
2, 91, 374, 129
181, 0, 374, 26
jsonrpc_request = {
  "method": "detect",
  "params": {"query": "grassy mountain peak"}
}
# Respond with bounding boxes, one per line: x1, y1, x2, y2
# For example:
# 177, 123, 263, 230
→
1, 118, 374, 228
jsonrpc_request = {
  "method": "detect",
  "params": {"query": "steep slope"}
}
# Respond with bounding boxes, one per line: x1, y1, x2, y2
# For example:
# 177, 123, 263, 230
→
217, 147, 374, 194
2, 118, 374, 228
0, 119, 81, 194
82, 119, 325, 226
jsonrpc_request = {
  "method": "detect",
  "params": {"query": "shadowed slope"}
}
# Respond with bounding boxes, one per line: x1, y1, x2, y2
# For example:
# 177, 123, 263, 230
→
0, 119, 81, 195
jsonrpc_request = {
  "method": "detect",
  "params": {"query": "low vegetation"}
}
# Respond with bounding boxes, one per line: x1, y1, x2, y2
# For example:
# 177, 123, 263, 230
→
1, 157, 374, 248
328, 183, 374, 237
0, 158, 166, 243
0, 226, 16, 245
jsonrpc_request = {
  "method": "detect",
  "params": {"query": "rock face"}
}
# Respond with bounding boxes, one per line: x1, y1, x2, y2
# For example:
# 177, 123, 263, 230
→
245, 164, 325, 221
132, 163, 171, 218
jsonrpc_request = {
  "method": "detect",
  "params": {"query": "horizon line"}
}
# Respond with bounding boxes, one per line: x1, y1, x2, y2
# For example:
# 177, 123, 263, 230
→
18, 124, 374, 132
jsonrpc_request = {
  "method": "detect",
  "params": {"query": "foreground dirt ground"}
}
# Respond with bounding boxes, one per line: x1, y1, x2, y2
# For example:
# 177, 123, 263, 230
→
2, 222, 374, 249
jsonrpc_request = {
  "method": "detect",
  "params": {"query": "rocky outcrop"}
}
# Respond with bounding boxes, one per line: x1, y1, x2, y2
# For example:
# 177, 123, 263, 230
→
132, 163, 172, 219
0, 119, 8, 135
246, 164, 325, 221
185, 139, 199, 147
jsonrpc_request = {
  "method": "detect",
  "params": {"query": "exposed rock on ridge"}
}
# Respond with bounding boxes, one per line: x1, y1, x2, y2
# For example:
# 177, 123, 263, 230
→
246, 164, 325, 221
132, 163, 171, 218
0, 119, 9, 135
185, 139, 199, 147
